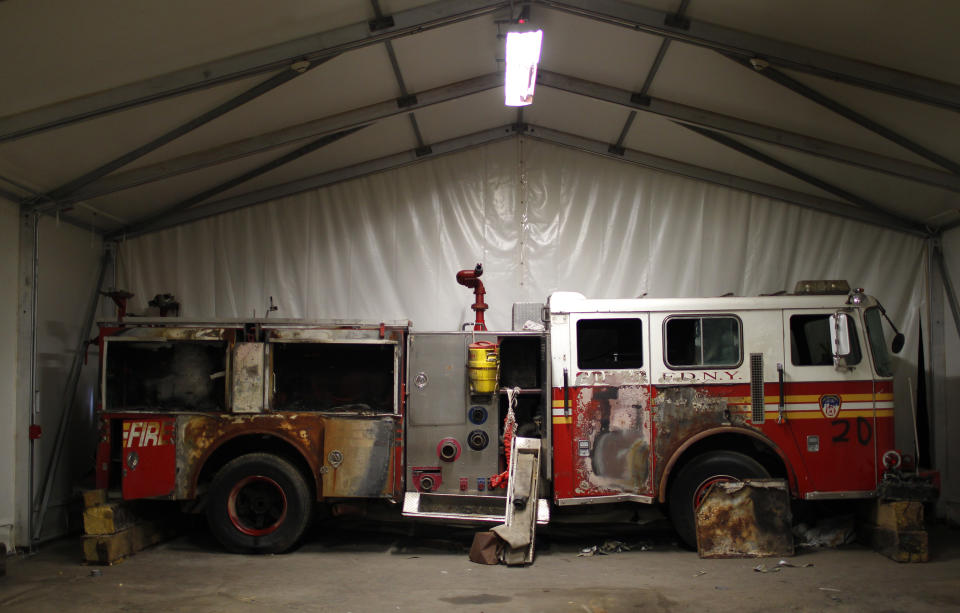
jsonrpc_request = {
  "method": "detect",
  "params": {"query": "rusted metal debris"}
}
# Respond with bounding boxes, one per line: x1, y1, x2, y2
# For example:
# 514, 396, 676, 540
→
696, 479, 793, 559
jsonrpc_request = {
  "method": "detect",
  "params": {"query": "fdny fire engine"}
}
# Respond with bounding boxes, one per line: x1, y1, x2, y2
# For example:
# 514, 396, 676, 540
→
95, 270, 909, 554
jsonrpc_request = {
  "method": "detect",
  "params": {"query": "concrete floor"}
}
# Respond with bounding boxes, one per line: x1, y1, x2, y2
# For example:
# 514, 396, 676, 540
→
2, 518, 959, 613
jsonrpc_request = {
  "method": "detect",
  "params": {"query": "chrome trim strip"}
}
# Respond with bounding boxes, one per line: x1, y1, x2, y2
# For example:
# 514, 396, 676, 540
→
556, 493, 654, 506
804, 490, 877, 500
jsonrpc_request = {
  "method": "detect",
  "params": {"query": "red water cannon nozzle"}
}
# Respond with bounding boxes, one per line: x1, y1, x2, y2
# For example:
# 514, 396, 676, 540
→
456, 263, 488, 331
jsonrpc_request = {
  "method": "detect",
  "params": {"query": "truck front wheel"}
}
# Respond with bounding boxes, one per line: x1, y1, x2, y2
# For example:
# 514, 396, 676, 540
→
206, 453, 312, 553
667, 451, 769, 549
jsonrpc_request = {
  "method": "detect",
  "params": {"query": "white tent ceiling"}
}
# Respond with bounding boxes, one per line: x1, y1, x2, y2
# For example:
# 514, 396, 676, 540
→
1, 0, 958, 238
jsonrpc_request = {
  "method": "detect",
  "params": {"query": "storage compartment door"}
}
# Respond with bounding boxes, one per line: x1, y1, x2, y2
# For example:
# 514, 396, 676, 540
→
121, 416, 176, 499
564, 314, 653, 500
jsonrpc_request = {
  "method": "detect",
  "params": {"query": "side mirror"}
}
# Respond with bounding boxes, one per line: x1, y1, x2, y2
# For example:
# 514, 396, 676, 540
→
829, 313, 851, 366
892, 332, 905, 354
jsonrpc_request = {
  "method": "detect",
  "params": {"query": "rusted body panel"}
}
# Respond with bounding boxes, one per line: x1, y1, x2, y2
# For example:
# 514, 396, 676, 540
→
103, 325, 239, 341
98, 318, 409, 506
651, 384, 758, 500
696, 479, 793, 558
320, 416, 399, 498
231, 343, 265, 413
175, 413, 326, 499
572, 379, 652, 497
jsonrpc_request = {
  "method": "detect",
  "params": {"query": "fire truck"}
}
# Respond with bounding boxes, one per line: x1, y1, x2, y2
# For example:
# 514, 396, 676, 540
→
95, 269, 910, 554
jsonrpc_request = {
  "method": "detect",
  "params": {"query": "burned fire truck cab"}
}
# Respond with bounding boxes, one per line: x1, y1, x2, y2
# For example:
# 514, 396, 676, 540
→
95, 280, 904, 553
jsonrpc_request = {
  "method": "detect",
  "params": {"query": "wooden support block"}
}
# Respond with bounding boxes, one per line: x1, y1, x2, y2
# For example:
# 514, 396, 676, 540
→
83, 502, 136, 536
82, 520, 175, 565
82, 489, 107, 509
858, 524, 928, 563
865, 500, 924, 532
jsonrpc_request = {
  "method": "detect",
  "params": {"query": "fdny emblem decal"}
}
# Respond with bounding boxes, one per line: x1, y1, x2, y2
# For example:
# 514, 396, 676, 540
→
122, 420, 174, 448
819, 394, 842, 419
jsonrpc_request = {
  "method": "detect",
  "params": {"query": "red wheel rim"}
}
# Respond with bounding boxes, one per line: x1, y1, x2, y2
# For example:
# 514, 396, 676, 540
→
227, 475, 288, 536
693, 475, 736, 510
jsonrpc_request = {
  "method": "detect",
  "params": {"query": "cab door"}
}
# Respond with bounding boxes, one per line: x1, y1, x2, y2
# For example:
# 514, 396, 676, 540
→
556, 313, 653, 502
782, 309, 877, 496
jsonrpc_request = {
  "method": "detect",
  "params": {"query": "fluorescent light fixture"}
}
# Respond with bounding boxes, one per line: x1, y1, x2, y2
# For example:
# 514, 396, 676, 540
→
504, 29, 543, 106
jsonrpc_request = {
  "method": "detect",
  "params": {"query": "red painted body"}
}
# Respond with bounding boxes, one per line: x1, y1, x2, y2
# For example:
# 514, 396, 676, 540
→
119, 416, 177, 499
551, 379, 895, 502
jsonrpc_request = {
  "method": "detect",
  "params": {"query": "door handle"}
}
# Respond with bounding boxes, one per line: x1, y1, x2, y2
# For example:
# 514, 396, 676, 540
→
777, 363, 785, 424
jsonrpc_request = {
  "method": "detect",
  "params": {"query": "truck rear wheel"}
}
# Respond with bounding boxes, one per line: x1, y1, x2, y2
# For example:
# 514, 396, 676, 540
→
206, 453, 312, 554
668, 451, 769, 549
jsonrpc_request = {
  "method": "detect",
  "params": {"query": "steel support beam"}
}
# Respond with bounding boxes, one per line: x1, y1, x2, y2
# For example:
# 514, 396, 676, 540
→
55, 73, 503, 206
525, 124, 928, 236
933, 239, 960, 340
537, 71, 960, 193
32, 247, 110, 542
1, 174, 103, 232
680, 123, 883, 210
0, 0, 509, 143
723, 55, 960, 175
371, 0, 428, 152
110, 124, 519, 240
538, 0, 960, 111
15, 210, 38, 547
123, 126, 367, 234
113, 123, 928, 241
613, 0, 687, 150
30, 60, 328, 212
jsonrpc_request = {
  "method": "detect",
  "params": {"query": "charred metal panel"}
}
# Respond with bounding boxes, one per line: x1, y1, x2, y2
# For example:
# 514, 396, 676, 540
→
105, 326, 236, 341
174, 413, 325, 499
572, 369, 652, 496
231, 342, 264, 413
652, 385, 751, 490
266, 327, 400, 342
320, 417, 397, 498
105, 340, 227, 411
696, 479, 793, 558
271, 341, 397, 413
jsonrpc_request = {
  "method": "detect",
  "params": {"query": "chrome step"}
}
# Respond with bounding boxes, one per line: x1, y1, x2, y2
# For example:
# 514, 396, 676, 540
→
402, 492, 550, 524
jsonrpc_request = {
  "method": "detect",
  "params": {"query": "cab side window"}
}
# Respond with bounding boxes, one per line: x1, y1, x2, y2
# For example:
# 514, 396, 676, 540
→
665, 316, 742, 369
577, 318, 643, 369
790, 314, 861, 366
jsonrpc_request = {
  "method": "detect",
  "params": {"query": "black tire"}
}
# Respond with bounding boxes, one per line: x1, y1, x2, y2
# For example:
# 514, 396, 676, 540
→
668, 451, 769, 549
205, 453, 313, 554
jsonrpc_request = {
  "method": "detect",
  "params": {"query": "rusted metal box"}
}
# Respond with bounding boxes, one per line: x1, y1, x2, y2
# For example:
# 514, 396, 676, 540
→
696, 478, 793, 558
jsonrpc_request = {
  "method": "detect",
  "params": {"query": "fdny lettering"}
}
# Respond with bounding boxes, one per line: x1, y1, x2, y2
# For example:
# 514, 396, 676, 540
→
122, 420, 174, 448
662, 371, 737, 382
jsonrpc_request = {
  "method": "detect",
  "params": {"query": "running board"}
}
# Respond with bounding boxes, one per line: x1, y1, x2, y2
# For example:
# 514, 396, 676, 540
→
402, 492, 550, 525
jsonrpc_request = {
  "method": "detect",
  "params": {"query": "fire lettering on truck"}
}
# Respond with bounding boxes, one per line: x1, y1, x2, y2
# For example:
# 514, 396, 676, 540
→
122, 420, 174, 448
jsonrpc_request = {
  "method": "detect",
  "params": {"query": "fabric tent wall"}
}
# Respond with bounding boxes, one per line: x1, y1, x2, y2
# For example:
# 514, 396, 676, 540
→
118, 138, 926, 475
940, 227, 960, 522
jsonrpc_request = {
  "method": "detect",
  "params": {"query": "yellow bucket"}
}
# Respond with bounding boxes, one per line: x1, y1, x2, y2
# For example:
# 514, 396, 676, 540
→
468, 341, 499, 394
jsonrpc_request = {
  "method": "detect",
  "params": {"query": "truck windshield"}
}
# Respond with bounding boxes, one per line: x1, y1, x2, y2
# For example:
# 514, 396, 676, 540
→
864, 307, 894, 377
